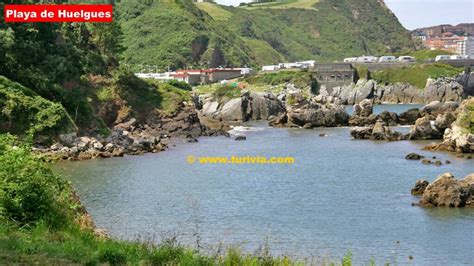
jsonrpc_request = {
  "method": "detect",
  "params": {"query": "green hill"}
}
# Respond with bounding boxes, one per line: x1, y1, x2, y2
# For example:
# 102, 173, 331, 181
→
118, 0, 415, 70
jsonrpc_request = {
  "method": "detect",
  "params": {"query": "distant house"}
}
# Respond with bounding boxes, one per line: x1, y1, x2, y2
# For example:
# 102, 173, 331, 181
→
311, 63, 356, 90
170, 68, 243, 85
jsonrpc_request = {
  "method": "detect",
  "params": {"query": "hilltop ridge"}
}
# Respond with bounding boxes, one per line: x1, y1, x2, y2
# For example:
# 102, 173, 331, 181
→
117, 0, 415, 70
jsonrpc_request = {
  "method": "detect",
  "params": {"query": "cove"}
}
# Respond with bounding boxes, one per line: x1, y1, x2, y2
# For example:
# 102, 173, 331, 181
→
54, 107, 474, 265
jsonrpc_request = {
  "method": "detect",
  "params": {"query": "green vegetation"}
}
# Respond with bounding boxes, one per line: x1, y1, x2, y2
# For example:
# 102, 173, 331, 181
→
211, 84, 243, 103
395, 49, 454, 61
457, 98, 474, 134
242, 0, 319, 10
1, 135, 311, 265
244, 71, 317, 90
196, 2, 233, 20
0, 76, 77, 137
118, 0, 415, 70
372, 63, 463, 89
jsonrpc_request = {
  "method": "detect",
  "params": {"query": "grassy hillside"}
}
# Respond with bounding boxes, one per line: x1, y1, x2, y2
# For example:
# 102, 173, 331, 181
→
372, 63, 463, 89
118, 0, 415, 70
395, 49, 454, 61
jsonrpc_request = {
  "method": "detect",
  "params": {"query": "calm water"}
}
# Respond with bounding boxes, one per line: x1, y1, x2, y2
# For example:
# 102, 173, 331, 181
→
55, 106, 474, 265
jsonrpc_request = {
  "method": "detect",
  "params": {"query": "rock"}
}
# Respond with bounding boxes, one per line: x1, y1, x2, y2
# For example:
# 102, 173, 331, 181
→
353, 99, 373, 117
77, 152, 93, 161
424, 78, 466, 103
398, 108, 421, 125
426, 98, 474, 153
421, 101, 459, 116
285, 93, 349, 128
59, 132, 77, 146
104, 143, 115, 152
445, 160, 451, 164
234, 135, 246, 141
92, 141, 104, 151
419, 173, 474, 207
319, 133, 327, 137
434, 112, 456, 131
350, 127, 373, 139
405, 153, 424, 160
350, 121, 406, 141
250, 92, 285, 120
434, 160, 443, 166
411, 180, 429, 196
421, 159, 432, 165
114, 118, 137, 131
408, 116, 443, 140
202, 101, 220, 116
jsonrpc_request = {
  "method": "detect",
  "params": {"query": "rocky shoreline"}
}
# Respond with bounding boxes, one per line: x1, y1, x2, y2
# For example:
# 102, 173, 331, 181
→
35, 105, 231, 161
318, 71, 474, 105
37, 72, 474, 162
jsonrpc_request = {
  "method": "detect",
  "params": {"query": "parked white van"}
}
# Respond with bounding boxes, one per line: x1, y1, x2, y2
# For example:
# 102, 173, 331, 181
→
344, 57, 357, 63
398, 56, 416, 62
378, 56, 397, 63
435, 55, 451, 61
356, 56, 378, 63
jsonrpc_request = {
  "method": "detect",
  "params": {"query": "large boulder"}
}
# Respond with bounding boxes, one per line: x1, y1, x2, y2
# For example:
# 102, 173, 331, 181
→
424, 78, 466, 103
426, 98, 474, 153
353, 99, 373, 117
417, 173, 474, 207
408, 116, 443, 140
434, 112, 456, 131
398, 108, 421, 125
216, 98, 243, 121
421, 101, 459, 116
250, 92, 285, 120
286, 93, 349, 128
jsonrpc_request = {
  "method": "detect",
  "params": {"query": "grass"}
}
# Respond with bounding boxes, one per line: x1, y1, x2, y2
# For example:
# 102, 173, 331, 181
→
242, 0, 320, 10
394, 49, 454, 61
195, 2, 233, 21
0, 222, 316, 265
244, 71, 316, 90
457, 98, 474, 134
371, 63, 463, 89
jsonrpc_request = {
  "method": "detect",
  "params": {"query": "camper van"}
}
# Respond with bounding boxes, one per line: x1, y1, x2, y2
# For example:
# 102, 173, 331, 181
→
378, 56, 397, 63
262, 65, 280, 72
398, 56, 416, 63
435, 55, 451, 62
344, 57, 357, 63
356, 56, 378, 63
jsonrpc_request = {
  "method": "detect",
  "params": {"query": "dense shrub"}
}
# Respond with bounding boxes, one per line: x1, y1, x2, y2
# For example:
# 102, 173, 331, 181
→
0, 134, 73, 227
167, 80, 192, 91
0, 76, 77, 137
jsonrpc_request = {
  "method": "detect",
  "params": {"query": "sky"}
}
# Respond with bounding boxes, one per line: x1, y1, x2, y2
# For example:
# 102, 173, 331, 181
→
215, 0, 474, 30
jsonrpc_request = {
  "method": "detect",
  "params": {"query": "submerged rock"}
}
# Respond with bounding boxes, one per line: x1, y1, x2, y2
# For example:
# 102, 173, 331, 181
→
350, 120, 406, 141
405, 153, 424, 160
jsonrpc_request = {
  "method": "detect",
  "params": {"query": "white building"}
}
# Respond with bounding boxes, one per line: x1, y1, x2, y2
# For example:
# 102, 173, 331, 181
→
456, 37, 474, 58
